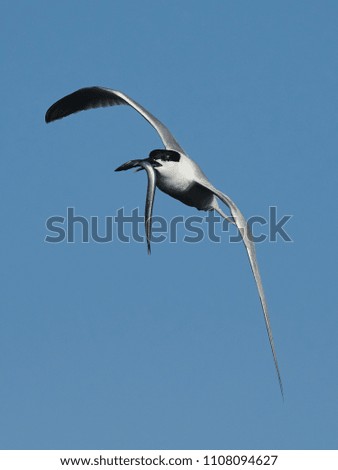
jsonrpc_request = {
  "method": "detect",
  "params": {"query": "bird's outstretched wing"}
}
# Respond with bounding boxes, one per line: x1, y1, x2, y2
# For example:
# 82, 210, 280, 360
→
199, 178, 284, 398
45, 87, 184, 153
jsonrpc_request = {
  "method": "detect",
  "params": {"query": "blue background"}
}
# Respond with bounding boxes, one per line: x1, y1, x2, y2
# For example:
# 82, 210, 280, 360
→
1, 0, 337, 450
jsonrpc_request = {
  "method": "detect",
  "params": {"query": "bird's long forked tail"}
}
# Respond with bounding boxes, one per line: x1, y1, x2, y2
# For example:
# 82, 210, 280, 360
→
212, 188, 284, 399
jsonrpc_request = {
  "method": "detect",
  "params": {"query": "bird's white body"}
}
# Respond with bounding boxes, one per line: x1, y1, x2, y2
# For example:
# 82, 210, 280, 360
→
155, 154, 216, 211
45, 86, 283, 397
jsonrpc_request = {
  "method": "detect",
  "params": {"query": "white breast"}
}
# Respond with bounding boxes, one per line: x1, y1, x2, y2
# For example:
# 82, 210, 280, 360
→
155, 154, 203, 194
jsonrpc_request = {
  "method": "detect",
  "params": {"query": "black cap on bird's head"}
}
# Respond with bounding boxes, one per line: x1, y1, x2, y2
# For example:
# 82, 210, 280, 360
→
149, 149, 181, 162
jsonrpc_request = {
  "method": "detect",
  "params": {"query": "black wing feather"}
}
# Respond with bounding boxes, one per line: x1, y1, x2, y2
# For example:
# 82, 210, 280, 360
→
45, 87, 126, 123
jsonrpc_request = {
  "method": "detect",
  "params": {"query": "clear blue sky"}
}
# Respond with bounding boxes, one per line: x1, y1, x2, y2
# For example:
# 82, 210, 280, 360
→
1, 0, 338, 450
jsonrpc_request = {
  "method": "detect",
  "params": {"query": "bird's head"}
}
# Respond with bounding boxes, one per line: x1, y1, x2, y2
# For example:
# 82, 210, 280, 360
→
148, 149, 181, 163
114, 149, 181, 172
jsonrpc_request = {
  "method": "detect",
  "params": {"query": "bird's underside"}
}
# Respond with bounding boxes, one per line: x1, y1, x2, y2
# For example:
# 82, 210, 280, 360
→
45, 86, 283, 398
159, 180, 217, 211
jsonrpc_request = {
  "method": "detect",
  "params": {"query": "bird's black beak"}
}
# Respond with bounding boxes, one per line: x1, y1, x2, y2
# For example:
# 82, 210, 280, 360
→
115, 158, 162, 172
115, 159, 142, 172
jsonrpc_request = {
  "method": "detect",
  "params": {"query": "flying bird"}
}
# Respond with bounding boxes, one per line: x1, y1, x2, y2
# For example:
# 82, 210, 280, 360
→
45, 86, 283, 397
